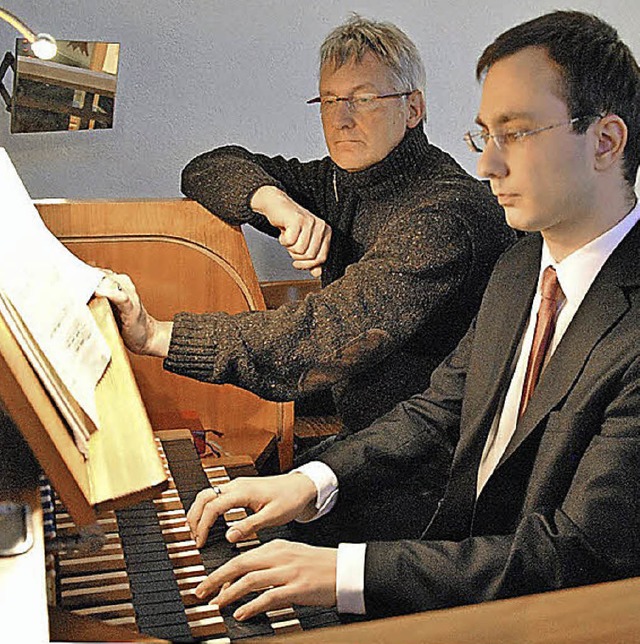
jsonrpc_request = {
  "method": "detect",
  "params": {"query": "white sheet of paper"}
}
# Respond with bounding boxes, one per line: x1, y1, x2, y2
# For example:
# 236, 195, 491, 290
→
0, 148, 110, 427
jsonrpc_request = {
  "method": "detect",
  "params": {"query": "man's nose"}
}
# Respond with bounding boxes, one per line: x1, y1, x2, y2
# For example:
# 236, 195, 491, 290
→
330, 101, 356, 128
477, 140, 508, 180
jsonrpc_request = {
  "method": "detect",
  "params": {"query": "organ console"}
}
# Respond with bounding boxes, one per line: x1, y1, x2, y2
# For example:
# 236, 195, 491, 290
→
1, 198, 298, 642
1, 199, 639, 642
36, 198, 295, 473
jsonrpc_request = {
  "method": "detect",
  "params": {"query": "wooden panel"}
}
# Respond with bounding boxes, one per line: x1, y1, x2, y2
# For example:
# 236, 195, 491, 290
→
38, 199, 294, 471
0, 305, 93, 523
251, 576, 640, 644
49, 606, 170, 644
88, 297, 168, 512
49, 606, 167, 643
260, 278, 321, 310
0, 297, 168, 524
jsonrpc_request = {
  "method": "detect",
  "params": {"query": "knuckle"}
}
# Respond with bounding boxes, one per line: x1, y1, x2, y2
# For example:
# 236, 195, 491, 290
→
233, 520, 252, 536
242, 571, 261, 587
262, 586, 285, 604
197, 488, 213, 501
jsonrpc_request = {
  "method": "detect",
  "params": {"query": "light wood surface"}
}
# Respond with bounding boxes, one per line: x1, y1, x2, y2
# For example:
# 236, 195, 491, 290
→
247, 576, 640, 644
38, 198, 294, 471
0, 297, 168, 526
88, 297, 168, 513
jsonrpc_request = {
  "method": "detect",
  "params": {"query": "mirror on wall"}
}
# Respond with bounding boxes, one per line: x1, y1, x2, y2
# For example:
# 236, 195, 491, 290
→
1, 39, 119, 133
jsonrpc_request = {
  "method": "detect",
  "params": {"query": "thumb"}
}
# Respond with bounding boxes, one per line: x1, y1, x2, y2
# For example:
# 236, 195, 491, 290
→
225, 514, 263, 543
95, 275, 128, 304
278, 226, 299, 248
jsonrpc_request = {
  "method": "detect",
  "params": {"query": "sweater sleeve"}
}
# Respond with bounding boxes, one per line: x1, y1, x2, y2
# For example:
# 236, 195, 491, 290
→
315, 315, 471, 494
181, 145, 326, 238
163, 201, 474, 401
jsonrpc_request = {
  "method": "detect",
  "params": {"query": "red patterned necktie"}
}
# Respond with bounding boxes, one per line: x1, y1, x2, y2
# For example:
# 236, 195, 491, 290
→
518, 266, 564, 418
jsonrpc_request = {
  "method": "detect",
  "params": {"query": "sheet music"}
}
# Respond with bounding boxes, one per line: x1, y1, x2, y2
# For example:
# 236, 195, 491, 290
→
0, 293, 93, 455
0, 148, 110, 430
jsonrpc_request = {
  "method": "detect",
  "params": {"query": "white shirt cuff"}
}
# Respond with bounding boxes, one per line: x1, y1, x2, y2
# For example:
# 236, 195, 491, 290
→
336, 542, 367, 614
293, 461, 339, 521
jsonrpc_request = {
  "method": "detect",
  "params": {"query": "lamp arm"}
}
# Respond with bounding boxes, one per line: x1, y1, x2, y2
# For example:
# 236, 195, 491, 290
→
0, 8, 37, 43
0, 8, 56, 59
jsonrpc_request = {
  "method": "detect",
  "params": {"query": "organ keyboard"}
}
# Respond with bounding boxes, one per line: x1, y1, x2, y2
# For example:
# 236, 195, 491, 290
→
54, 431, 340, 642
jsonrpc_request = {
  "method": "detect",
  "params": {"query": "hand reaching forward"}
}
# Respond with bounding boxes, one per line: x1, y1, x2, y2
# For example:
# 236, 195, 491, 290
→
194, 539, 338, 621
95, 271, 173, 357
186, 472, 318, 548
251, 186, 331, 278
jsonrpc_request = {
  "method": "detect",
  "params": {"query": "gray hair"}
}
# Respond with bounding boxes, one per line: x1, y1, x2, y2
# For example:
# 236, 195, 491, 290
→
319, 15, 427, 103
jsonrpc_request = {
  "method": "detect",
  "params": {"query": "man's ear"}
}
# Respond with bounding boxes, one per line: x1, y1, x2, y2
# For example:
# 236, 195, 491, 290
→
406, 90, 426, 128
593, 113, 628, 172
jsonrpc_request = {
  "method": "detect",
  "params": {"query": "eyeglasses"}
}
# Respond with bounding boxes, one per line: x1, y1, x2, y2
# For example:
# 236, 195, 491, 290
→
306, 91, 414, 115
464, 115, 599, 153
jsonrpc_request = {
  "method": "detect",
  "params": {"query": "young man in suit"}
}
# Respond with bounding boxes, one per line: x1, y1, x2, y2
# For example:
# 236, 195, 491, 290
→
102, 10, 640, 620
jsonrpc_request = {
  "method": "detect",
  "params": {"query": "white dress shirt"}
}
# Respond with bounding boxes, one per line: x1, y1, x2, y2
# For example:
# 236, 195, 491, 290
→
296, 201, 640, 614
478, 203, 640, 493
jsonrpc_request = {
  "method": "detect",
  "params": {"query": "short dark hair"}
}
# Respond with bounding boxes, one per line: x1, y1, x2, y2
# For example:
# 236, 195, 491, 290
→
477, 11, 640, 188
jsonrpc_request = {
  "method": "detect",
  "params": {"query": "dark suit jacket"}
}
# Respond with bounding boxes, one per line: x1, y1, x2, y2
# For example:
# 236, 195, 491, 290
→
317, 221, 640, 618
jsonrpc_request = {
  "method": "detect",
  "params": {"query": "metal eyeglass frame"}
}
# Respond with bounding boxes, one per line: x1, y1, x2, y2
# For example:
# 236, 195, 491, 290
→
464, 115, 601, 153
306, 91, 414, 114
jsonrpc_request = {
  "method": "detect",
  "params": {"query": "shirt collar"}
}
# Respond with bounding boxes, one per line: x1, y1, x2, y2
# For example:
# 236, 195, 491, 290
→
540, 200, 640, 307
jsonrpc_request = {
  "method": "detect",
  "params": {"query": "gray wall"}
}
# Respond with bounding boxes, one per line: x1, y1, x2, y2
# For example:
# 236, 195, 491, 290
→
1, 1, 638, 280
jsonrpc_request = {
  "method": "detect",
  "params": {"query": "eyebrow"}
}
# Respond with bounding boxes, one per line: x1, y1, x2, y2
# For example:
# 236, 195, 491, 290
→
475, 111, 537, 128
320, 83, 378, 96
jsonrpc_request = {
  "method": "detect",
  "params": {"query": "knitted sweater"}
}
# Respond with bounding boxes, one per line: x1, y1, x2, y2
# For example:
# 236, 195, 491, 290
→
171, 126, 514, 435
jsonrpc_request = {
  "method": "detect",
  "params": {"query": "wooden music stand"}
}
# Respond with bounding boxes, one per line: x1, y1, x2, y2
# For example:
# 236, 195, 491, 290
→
0, 296, 168, 527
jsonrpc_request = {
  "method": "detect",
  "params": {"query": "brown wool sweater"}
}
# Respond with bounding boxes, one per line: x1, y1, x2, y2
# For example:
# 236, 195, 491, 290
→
171, 126, 514, 435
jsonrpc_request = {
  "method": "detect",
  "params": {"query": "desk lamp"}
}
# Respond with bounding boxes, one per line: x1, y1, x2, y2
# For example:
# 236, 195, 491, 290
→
0, 6, 56, 59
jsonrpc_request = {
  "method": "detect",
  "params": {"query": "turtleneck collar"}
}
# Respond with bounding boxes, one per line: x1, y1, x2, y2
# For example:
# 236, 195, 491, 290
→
332, 125, 432, 199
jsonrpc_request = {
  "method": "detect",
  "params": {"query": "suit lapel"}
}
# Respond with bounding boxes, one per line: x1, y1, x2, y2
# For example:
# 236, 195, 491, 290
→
426, 236, 541, 537
460, 235, 541, 435
495, 221, 640, 469
429, 221, 640, 539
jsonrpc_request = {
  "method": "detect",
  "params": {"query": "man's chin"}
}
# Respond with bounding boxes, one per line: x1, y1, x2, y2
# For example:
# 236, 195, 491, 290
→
504, 207, 534, 233
329, 146, 373, 173
333, 158, 370, 173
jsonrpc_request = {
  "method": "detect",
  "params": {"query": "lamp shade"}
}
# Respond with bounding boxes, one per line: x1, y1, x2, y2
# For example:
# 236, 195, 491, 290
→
0, 7, 57, 59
